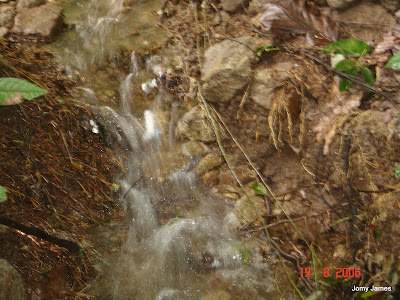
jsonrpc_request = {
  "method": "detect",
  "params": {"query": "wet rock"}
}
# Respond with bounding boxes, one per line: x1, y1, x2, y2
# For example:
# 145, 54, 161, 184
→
202, 169, 220, 185
234, 194, 267, 225
178, 105, 226, 142
0, 4, 16, 28
16, 0, 45, 10
11, 4, 64, 42
326, 0, 358, 9
380, 0, 400, 12
193, 152, 224, 176
221, 0, 247, 12
181, 140, 210, 157
0, 259, 28, 300
201, 38, 257, 103
250, 61, 293, 109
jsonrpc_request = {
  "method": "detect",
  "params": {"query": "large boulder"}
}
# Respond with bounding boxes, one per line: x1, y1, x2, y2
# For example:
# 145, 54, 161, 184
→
11, 4, 63, 42
0, 259, 28, 300
201, 38, 257, 103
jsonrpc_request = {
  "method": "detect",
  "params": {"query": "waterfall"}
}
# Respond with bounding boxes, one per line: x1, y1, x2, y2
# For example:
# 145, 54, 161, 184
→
53, 0, 277, 299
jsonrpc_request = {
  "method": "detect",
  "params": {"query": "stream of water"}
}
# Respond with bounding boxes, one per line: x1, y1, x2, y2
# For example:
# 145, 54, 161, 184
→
50, 0, 279, 299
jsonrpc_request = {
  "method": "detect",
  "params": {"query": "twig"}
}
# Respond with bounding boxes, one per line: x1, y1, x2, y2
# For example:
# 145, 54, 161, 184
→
0, 216, 80, 253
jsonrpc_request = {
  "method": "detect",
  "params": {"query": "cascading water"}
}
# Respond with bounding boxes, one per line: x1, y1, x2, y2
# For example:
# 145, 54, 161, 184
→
51, 0, 280, 299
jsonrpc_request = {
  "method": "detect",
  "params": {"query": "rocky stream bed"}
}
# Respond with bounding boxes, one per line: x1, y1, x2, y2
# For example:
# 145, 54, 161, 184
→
1, 0, 400, 299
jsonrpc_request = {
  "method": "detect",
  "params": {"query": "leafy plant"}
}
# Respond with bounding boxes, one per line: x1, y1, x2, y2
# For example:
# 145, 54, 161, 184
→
385, 51, 400, 70
0, 77, 47, 105
321, 39, 374, 91
0, 185, 9, 203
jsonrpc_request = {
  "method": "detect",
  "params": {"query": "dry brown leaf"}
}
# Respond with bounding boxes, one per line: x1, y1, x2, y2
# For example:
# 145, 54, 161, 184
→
260, 0, 340, 45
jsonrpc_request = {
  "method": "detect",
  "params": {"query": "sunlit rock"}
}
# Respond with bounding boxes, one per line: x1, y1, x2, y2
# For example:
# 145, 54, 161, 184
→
201, 38, 257, 103
11, 4, 64, 42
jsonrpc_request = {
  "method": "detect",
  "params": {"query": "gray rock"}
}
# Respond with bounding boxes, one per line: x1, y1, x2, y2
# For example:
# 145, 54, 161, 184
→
0, 259, 28, 300
193, 152, 224, 176
11, 4, 63, 42
16, 0, 45, 10
250, 62, 293, 109
201, 38, 258, 103
0, 5, 16, 28
326, 0, 358, 9
396, 9, 400, 20
181, 141, 210, 157
178, 105, 226, 142
380, 0, 400, 12
221, 0, 247, 12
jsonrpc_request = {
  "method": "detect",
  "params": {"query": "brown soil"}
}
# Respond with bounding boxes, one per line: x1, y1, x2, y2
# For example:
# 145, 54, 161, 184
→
160, 1, 400, 299
0, 40, 121, 298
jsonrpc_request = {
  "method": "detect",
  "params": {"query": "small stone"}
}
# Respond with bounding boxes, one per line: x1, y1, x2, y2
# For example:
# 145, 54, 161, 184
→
16, 0, 45, 10
0, 5, 16, 28
0, 26, 8, 37
0, 259, 28, 300
234, 195, 267, 225
12, 4, 64, 42
181, 141, 210, 157
248, 0, 272, 15
202, 169, 220, 185
219, 165, 257, 185
193, 152, 224, 176
326, 0, 358, 9
221, 0, 247, 13
380, 0, 400, 12
250, 61, 293, 109
178, 105, 226, 142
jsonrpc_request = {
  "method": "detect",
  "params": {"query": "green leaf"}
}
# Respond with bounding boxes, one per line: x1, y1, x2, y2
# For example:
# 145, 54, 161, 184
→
395, 166, 400, 178
252, 182, 267, 196
385, 51, 400, 70
322, 39, 372, 57
0, 77, 47, 105
374, 229, 383, 239
236, 244, 252, 263
338, 78, 354, 91
360, 291, 374, 298
323, 277, 338, 284
360, 66, 374, 85
334, 59, 357, 91
0, 185, 9, 203
397, 111, 400, 118
334, 59, 358, 75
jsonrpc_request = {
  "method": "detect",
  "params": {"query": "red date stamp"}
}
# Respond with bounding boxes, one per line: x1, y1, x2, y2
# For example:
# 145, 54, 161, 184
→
300, 267, 361, 278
